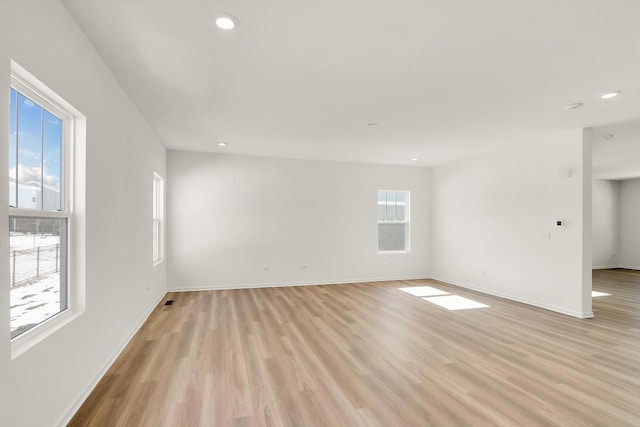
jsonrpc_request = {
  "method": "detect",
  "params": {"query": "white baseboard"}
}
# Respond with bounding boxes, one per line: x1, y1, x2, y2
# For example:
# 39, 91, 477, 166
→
618, 265, 640, 271
593, 265, 640, 271
592, 265, 620, 270
55, 290, 167, 427
430, 275, 593, 319
168, 275, 429, 292
169, 275, 595, 319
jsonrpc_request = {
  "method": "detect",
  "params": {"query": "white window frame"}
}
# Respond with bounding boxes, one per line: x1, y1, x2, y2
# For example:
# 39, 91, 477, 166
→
377, 190, 411, 254
9, 61, 86, 359
152, 172, 164, 266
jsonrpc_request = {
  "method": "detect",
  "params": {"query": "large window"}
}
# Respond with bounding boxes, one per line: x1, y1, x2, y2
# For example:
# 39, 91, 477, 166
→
8, 73, 71, 339
377, 190, 410, 253
153, 172, 164, 265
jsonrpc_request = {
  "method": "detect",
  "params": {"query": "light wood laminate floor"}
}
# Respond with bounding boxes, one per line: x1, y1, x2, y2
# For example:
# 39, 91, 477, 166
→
70, 269, 640, 426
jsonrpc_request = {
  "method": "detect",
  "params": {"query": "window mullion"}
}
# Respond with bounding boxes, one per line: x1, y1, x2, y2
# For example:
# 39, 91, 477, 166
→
40, 107, 44, 210
394, 192, 398, 220
384, 192, 389, 222
62, 118, 69, 212
14, 89, 19, 207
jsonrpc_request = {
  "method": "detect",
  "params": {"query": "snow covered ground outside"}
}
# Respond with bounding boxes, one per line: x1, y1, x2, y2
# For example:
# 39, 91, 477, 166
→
10, 233, 59, 250
10, 273, 62, 338
9, 233, 62, 338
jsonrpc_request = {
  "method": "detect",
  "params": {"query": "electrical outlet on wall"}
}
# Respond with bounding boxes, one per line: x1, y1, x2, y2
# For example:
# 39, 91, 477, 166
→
540, 232, 551, 240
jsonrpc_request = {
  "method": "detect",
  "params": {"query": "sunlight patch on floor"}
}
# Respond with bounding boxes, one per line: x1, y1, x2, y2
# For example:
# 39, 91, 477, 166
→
399, 286, 450, 297
592, 291, 611, 297
422, 295, 490, 310
399, 286, 489, 310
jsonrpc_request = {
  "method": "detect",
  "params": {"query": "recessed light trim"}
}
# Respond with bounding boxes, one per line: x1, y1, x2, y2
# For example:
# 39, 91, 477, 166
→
601, 91, 621, 99
217, 142, 227, 147
564, 102, 583, 110
216, 14, 237, 30
368, 123, 378, 128
411, 158, 419, 161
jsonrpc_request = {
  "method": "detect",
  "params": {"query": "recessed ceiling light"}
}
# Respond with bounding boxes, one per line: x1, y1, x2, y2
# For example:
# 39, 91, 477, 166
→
601, 91, 621, 99
411, 158, 419, 161
217, 142, 227, 147
368, 123, 378, 127
215, 14, 237, 30
601, 133, 614, 141
564, 102, 583, 110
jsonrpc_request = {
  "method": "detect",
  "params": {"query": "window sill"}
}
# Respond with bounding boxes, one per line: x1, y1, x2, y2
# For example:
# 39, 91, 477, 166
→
11, 307, 84, 359
378, 250, 411, 255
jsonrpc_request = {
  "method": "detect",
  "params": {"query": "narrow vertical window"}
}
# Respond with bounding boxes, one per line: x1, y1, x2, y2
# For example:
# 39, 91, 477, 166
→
8, 80, 70, 339
377, 190, 410, 253
153, 172, 164, 265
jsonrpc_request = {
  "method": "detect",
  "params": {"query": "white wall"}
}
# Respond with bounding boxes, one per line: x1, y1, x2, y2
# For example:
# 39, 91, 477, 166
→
0, 2, 166, 426
167, 151, 430, 289
619, 178, 640, 269
430, 132, 592, 318
592, 179, 620, 269
590, 178, 640, 271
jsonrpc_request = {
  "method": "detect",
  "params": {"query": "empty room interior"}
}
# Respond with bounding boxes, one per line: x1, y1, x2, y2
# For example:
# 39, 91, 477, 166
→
1, 1, 639, 426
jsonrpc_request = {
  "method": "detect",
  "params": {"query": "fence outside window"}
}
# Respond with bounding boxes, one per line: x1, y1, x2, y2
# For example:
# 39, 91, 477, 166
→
9, 242, 60, 287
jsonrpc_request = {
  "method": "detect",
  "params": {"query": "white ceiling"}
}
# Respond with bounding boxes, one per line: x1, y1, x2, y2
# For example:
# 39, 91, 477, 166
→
63, 0, 640, 170
593, 117, 640, 180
